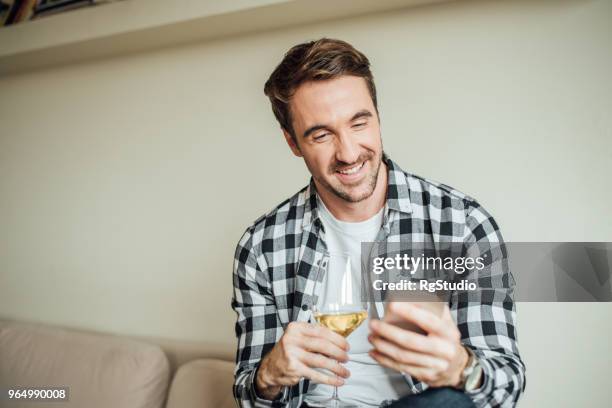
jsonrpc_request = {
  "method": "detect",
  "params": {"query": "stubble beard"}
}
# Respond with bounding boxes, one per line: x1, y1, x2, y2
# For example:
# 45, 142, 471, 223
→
317, 150, 383, 204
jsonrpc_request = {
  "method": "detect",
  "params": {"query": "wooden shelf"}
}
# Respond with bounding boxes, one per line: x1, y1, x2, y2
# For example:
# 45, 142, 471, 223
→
0, 0, 452, 76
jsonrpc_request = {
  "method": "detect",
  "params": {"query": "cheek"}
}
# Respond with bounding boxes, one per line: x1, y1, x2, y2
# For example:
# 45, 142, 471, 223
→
303, 148, 335, 174
301, 155, 323, 177
360, 128, 382, 150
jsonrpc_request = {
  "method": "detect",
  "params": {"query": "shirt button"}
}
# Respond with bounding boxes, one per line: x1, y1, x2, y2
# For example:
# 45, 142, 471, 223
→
301, 304, 309, 311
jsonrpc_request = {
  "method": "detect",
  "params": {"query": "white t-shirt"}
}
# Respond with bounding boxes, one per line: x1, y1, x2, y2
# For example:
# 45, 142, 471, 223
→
305, 198, 411, 407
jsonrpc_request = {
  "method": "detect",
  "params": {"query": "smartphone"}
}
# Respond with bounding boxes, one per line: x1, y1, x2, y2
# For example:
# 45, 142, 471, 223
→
382, 290, 446, 335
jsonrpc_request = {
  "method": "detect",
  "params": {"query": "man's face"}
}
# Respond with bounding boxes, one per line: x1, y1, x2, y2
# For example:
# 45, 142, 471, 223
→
284, 75, 383, 203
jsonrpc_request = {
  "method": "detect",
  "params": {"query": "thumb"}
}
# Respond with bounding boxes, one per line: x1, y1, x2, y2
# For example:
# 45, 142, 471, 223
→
442, 304, 454, 322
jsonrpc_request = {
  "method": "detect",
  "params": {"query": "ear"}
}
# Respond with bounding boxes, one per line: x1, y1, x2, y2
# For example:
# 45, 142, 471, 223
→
283, 128, 302, 157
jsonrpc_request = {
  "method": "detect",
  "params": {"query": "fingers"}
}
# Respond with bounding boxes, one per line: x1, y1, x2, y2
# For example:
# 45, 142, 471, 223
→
368, 349, 404, 373
301, 351, 351, 378
442, 304, 456, 325
368, 334, 449, 371
386, 302, 451, 338
281, 322, 351, 385
286, 322, 350, 361
369, 350, 441, 385
302, 366, 345, 387
369, 319, 454, 360
303, 323, 350, 352
300, 336, 349, 363
368, 307, 465, 388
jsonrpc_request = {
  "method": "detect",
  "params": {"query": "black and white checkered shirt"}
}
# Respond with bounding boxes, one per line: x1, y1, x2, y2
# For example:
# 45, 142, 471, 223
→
232, 155, 526, 407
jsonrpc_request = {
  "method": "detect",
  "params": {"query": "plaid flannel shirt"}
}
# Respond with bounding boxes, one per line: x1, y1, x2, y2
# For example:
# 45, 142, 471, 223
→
232, 155, 526, 408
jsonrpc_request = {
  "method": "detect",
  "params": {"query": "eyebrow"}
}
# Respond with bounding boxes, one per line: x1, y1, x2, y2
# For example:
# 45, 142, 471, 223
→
302, 109, 374, 139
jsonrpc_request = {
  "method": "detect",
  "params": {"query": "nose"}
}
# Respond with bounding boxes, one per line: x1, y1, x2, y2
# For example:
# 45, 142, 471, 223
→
334, 131, 360, 164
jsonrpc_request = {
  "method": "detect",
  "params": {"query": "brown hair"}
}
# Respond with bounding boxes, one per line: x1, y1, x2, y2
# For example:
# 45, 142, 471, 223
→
264, 38, 378, 140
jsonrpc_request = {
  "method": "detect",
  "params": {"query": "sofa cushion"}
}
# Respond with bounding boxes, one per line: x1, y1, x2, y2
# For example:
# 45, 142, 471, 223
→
165, 359, 235, 408
0, 322, 170, 408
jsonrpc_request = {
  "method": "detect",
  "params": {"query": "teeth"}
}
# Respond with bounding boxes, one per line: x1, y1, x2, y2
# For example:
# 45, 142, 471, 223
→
338, 162, 364, 175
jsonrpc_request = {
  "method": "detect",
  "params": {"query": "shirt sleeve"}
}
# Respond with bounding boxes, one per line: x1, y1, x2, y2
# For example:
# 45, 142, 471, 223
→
454, 201, 527, 408
231, 227, 290, 407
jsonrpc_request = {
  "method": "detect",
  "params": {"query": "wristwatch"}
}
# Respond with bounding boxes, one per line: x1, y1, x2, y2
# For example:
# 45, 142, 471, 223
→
460, 346, 483, 391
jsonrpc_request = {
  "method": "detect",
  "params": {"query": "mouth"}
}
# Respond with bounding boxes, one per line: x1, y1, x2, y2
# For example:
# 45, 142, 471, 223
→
335, 160, 367, 182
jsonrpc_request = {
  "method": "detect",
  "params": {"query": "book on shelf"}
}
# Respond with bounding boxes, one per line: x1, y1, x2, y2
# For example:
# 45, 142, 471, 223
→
2, 0, 37, 26
33, 0, 123, 19
1, 0, 123, 25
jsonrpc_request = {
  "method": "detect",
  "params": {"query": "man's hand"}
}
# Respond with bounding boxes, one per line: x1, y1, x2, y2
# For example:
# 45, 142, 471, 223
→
368, 302, 469, 388
255, 321, 351, 400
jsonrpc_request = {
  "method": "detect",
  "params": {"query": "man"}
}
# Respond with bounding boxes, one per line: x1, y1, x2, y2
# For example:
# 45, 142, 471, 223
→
232, 38, 525, 407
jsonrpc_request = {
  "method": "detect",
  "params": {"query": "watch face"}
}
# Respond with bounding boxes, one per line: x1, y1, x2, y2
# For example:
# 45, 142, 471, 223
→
465, 365, 484, 391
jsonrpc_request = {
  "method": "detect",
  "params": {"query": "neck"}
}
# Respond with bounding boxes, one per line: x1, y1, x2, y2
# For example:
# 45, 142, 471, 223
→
316, 163, 388, 222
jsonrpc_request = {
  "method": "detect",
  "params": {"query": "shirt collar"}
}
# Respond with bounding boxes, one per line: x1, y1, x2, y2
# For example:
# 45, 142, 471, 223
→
302, 153, 412, 228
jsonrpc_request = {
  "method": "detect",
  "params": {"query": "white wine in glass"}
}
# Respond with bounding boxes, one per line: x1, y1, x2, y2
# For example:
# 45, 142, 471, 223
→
314, 310, 367, 338
307, 254, 368, 408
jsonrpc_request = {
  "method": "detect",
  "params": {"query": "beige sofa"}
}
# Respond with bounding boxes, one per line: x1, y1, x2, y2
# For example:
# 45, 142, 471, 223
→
0, 318, 236, 408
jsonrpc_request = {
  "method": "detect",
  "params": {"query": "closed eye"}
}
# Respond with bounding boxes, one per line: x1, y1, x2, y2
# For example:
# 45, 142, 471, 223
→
352, 122, 367, 129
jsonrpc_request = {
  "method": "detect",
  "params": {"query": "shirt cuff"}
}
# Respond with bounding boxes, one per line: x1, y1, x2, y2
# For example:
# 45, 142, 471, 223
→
248, 365, 290, 407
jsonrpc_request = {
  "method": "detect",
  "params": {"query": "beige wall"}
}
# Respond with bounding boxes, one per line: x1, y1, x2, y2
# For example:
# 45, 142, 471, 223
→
1, 0, 611, 406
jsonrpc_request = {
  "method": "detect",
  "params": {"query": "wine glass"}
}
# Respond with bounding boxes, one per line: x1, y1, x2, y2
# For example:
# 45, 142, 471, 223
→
307, 253, 368, 408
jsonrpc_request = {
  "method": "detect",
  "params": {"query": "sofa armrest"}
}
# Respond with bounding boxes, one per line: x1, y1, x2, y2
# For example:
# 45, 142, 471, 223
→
0, 321, 170, 408
165, 359, 235, 408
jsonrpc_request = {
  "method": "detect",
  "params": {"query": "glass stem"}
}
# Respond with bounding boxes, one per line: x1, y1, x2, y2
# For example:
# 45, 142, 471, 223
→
332, 361, 339, 400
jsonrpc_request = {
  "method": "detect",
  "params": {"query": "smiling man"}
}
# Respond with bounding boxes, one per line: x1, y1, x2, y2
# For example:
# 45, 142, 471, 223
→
231, 38, 525, 408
